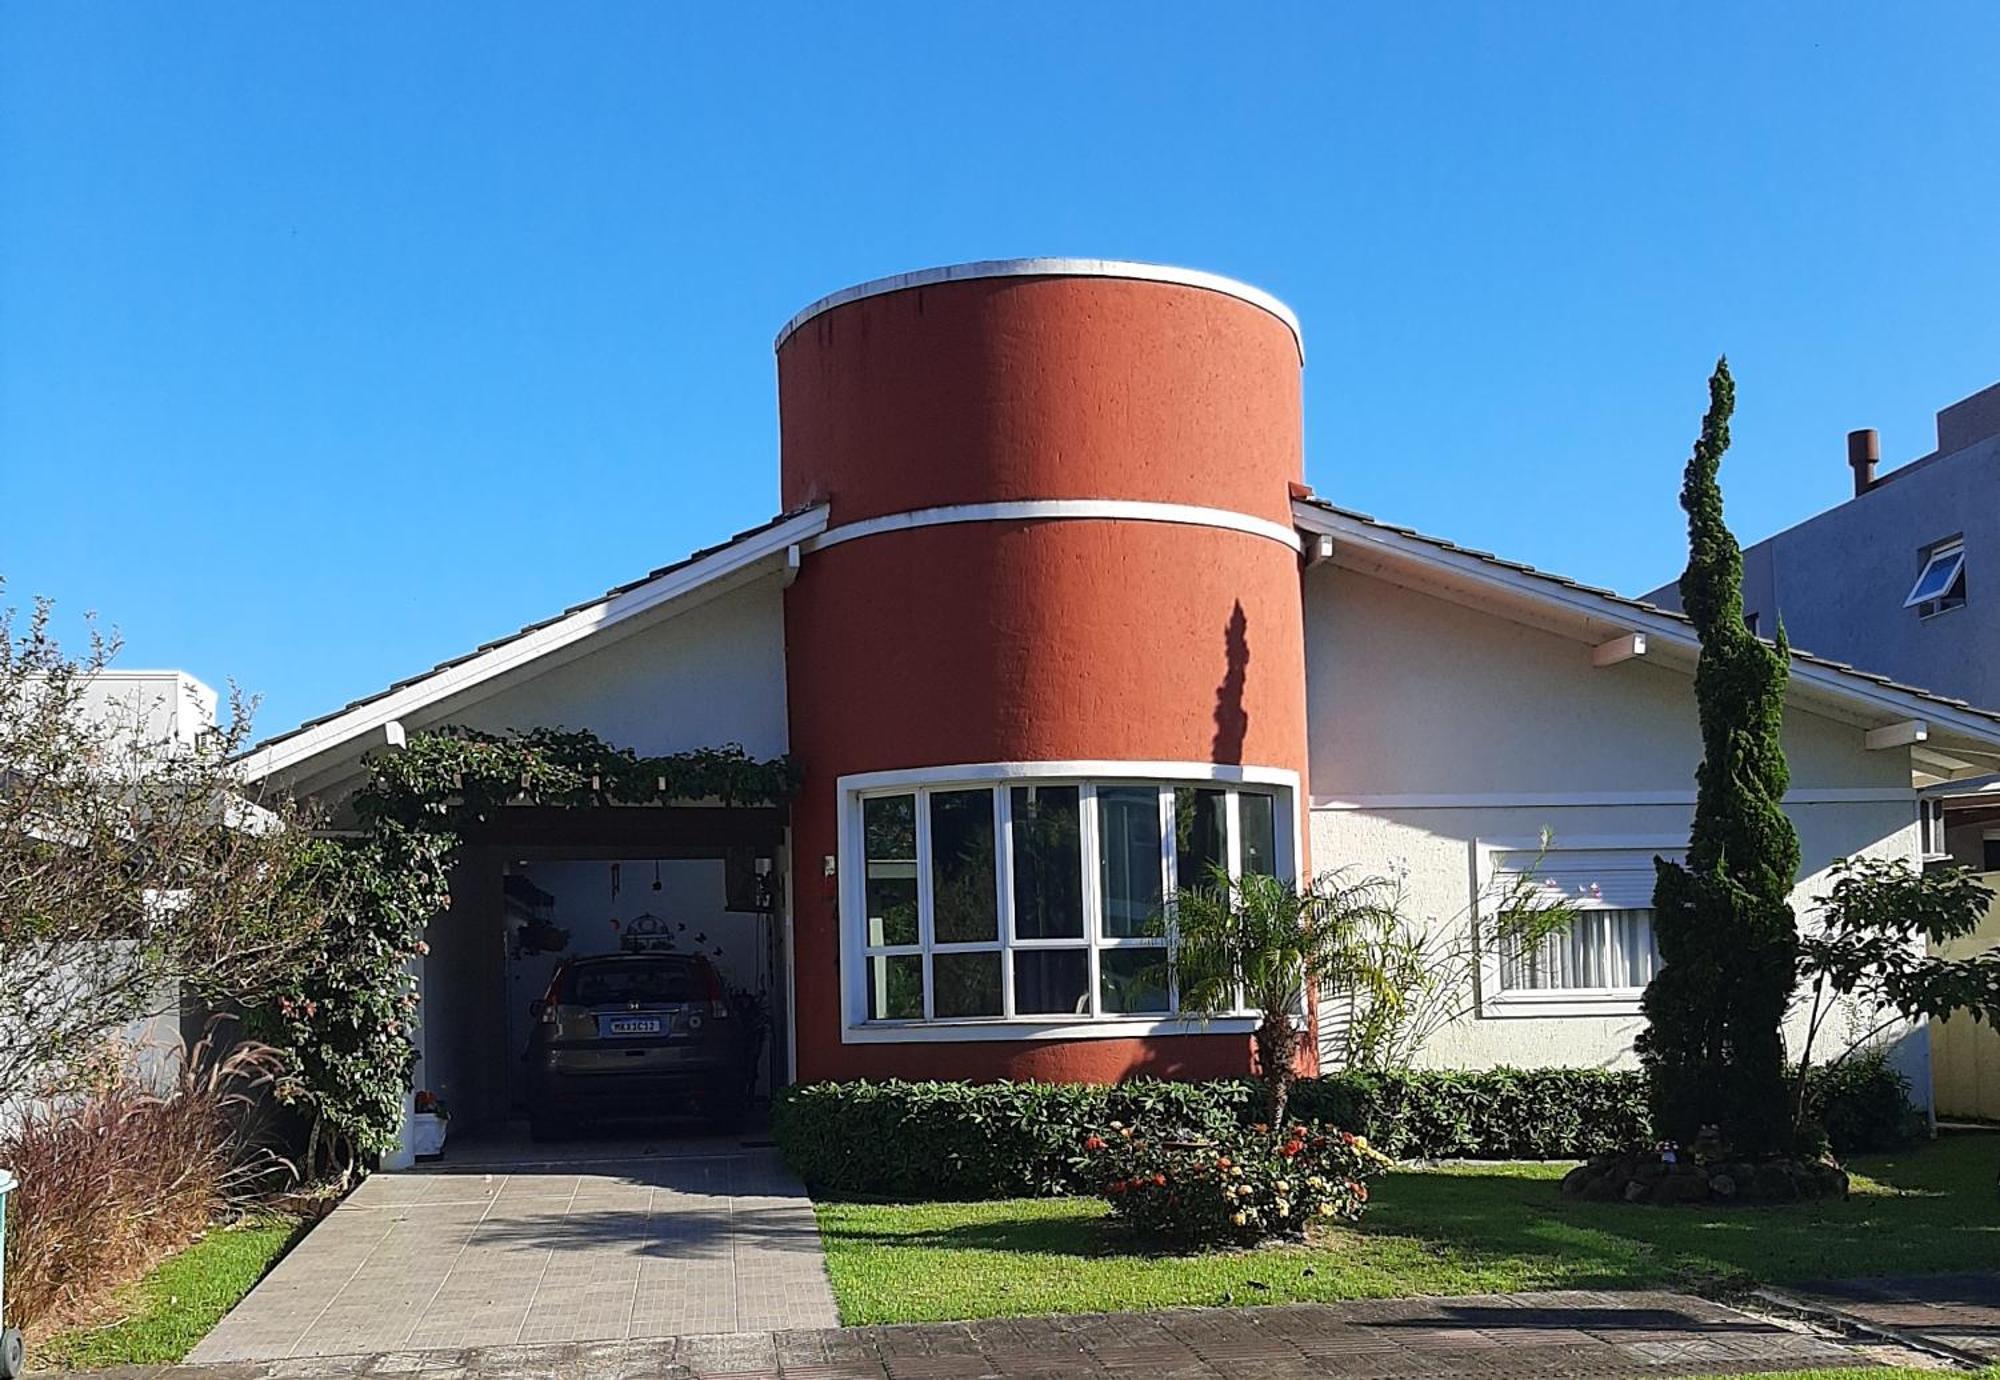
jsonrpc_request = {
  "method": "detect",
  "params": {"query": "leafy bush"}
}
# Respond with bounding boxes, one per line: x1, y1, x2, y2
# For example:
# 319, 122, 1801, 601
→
1288, 1067, 1652, 1160
1801, 1048, 1922, 1154
3, 1027, 289, 1333
1077, 1120, 1393, 1248
772, 1078, 1252, 1199
774, 1060, 1912, 1201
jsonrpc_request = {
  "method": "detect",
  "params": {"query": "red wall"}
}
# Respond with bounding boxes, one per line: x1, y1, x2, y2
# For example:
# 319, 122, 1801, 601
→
778, 269, 1310, 1084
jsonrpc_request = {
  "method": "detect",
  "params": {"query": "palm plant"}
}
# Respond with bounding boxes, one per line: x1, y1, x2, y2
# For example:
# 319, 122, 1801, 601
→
1170, 867, 1401, 1126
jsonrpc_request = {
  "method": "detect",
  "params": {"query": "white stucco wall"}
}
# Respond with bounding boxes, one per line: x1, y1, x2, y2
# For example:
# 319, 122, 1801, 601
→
448, 575, 789, 758
1303, 564, 1928, 1094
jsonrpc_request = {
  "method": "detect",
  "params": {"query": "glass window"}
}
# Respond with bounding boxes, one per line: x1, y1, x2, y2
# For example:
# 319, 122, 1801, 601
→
1099, 947, 1170, 1014
1098, 786, 1164, 939
1905, 541, 1967, 614
866, 954, 924, 1020
930, 789, 998, 944
1014, 948, 1089, 1015
1012, 785, 1083, 939
1240, 792, 1278, 878
1174, 786, 1228, 892
852, 775, 1290, 1026
862, 794, 918, 948
1501, 908, 1660, 991
932, 951, 1003, 1018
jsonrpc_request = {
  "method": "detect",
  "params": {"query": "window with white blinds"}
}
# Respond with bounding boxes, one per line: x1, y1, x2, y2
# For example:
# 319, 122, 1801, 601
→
1487, 845, 1679, 1003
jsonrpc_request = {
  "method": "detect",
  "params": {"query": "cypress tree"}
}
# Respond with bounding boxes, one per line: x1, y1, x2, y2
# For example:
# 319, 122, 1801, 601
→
1636, 359, 1802, 1157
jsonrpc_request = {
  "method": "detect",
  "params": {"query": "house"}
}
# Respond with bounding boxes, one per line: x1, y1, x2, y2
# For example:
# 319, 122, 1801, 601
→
1642, 384, 2000, 871
237, 260, 2000, 1162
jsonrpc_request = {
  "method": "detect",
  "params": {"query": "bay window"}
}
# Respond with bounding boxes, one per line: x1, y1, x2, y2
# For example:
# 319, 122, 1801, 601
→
844, 765, 1296, 1035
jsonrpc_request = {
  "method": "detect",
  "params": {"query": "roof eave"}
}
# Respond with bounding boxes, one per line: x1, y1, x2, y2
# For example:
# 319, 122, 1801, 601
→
241, 505, 829, 786
1292, 497, 2000, 761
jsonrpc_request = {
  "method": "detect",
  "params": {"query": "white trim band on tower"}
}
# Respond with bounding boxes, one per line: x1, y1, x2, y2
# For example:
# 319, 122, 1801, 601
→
800, 499, 1306, 556
775, 258, 1305, 361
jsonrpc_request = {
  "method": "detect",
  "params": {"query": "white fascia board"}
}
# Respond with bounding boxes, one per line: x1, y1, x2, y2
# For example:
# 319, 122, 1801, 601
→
243, 506, 829, 783
1293, 500, 2000, 757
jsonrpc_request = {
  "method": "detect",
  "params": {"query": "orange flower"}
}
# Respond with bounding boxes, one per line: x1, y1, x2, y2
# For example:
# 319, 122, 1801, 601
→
1281, 1140, 1304, 1158
1083, 1134, 1107, 1151
1152, 1172, 1167, 1186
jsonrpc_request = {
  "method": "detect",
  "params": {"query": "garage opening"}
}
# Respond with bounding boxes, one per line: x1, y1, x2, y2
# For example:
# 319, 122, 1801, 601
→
411, 805, 790, 1156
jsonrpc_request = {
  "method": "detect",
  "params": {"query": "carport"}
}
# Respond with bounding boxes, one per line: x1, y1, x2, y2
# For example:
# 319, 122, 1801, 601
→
414, 804, 793, 1161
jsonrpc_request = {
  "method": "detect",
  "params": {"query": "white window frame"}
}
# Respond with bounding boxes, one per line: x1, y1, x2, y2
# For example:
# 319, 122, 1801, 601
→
1919, 797, 1950, 860
1473, 835, 1684, 1019
1905, 539, 1966, 616
837, 760, 1299, 1044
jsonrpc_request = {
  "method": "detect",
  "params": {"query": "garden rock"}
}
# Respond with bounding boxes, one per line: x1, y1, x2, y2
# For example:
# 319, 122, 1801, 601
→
1562, 1148, 1846, 1207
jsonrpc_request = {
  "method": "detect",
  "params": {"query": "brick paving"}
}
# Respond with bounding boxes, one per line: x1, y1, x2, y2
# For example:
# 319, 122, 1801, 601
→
77, 1290, 1861, 1379
187, 1147, 838, 1362
1786, 1271, 2000, 1364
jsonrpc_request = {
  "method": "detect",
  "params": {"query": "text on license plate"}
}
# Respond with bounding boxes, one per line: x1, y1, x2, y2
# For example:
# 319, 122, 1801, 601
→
608, 1017, 661, 1035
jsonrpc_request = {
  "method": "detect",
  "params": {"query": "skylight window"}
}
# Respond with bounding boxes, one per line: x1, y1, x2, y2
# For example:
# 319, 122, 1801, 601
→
1904, 541, 1966, 615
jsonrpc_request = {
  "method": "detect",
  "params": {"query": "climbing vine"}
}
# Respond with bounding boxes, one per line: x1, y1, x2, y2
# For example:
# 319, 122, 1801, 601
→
257, 727, 800, 1179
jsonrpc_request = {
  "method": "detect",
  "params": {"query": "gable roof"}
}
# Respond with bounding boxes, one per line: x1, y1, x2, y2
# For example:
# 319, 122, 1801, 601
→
1292, 494, 2000, 778
241, 505, 828, 784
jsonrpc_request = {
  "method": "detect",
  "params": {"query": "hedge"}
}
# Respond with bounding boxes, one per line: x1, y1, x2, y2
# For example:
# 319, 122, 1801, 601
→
773, 1061, 1916, 1200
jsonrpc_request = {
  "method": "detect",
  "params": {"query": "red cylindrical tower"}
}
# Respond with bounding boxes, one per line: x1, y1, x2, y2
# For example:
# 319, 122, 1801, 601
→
779, 260, 1310, 1084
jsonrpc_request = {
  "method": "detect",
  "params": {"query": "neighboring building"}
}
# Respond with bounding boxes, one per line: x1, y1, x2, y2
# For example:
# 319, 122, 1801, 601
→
1644, 382, 2000, 871
236, 261, 2000, 1161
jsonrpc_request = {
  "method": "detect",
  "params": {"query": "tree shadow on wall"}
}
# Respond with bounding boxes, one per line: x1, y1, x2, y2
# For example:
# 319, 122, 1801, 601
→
1213, 601, 1249, 765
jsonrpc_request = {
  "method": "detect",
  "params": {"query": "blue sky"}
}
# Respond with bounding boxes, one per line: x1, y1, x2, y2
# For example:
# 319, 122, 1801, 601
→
4, 5, 1996, 737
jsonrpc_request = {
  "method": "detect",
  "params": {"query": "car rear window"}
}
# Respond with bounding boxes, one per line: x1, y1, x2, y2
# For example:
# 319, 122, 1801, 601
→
568, 958, 704, 1006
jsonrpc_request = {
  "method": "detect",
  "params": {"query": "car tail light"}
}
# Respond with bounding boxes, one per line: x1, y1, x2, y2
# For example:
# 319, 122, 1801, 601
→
701, 961, 728, 1019
539, 969, 565, 1025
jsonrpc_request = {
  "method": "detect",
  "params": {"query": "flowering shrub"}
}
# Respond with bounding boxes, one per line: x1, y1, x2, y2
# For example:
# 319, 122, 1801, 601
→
1078, 1120, 1394, 1249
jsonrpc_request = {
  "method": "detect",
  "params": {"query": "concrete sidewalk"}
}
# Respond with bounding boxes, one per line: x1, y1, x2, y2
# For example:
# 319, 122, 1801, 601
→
55, 1289, 1864, 1379
1784, 1272, 2000, 1366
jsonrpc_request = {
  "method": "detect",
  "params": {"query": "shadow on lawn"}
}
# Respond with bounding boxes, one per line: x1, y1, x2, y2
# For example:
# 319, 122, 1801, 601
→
1365, 1133, 2000, 1291
821, 1134, 2000, 1292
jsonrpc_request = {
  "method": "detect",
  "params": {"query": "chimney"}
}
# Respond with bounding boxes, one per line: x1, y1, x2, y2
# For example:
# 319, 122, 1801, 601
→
1847, 428, 1879, 496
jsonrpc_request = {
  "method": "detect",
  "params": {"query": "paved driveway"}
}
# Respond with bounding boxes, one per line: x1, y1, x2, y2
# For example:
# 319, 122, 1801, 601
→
190, 1140, 837, 1362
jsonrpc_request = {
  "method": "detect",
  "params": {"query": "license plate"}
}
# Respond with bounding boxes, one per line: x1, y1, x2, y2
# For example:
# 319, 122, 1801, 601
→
607, 1016, 661, 1036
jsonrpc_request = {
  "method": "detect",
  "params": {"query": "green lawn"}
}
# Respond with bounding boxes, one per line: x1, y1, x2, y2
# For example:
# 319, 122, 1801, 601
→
815, 1132, 2000, 1325
37, 1215, 303, 1370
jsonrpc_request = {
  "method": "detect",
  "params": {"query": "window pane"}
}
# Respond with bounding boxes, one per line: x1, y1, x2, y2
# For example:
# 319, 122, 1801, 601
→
932, 952, 1002, 1018
1099, 948, 1169, 1014
1099, 786, 1164, 938
865, 954, 924, 1020
863, 795, 918, 947
930, 789, 997, 943
1240, 792, 1278, 878
1011, 785, 1083, 940
1906, 548, 1965, 607
1013, 949, 1089, 1016
1174, 786, 1228, 891
1502, 907, 1659, 991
